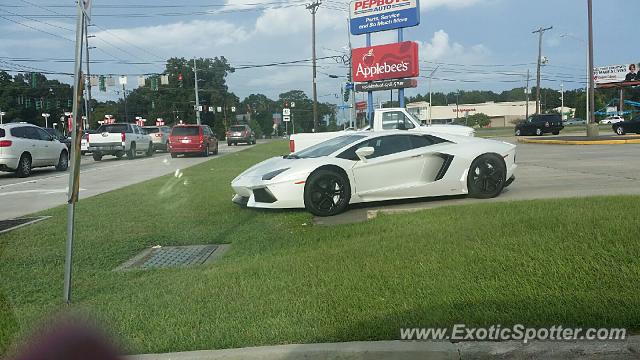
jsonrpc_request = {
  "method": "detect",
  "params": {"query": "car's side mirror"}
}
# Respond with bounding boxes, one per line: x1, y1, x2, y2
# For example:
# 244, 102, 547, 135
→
355, 146, 375, 162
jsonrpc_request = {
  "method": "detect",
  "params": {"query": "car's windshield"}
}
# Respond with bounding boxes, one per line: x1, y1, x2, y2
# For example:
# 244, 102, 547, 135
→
171, 127, 199, 136
97, 124, 129, 133
290, 135, 366, 159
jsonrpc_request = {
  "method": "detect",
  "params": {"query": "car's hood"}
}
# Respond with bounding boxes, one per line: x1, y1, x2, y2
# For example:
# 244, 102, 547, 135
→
234, 156, 303, 180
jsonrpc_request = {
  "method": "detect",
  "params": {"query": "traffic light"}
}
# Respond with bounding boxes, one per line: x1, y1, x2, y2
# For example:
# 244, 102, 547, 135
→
31, 73, 37, 88
178, 73, 183, 88
67, 99, 72, 108
35, 99, 41, 110
99, 76, 106, 92
343, 88, 350, 103
151, 77, 158, 91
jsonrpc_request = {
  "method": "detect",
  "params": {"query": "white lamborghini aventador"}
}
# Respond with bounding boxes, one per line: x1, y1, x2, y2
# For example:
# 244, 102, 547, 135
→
231, 131, 517, 216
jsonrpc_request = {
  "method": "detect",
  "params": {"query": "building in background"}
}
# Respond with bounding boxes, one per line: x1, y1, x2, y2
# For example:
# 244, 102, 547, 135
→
407, 101, 574, 127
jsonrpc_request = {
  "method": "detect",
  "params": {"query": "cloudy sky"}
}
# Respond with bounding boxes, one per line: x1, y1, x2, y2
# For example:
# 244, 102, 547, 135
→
0, 0, 635, 114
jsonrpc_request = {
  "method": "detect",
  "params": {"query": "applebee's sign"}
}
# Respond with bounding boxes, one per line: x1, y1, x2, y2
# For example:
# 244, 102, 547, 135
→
352, 41, 419, 82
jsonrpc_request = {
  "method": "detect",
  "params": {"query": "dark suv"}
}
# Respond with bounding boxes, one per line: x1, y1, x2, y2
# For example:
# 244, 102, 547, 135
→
515, 114, 564, 136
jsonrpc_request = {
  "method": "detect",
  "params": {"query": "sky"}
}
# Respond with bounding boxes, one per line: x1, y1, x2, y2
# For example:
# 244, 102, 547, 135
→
0, 0, 636, 118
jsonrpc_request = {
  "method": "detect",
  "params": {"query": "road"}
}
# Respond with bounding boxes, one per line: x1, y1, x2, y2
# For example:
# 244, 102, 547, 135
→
0, 142, 261, 221
317, 137, 640, 225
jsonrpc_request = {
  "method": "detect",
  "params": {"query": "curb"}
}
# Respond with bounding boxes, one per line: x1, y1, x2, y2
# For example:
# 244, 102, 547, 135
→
518, 138, 640, 145
128, 338, 640, 360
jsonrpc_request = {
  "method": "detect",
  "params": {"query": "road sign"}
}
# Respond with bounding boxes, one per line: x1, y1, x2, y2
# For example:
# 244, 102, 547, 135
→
283, 115, 291, 122
352, 41, 420, 82
290, 102, 296, 108
283, 108, 291, 116
355, 101, 367, 111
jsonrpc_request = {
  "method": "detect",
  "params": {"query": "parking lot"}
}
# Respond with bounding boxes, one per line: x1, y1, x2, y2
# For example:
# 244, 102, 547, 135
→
0, 142, 264, 221
317, 137, 640, 224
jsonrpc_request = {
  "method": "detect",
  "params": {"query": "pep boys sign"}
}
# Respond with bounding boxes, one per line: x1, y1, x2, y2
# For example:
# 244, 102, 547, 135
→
350, 0, 419, 35
352, 41, 419, 82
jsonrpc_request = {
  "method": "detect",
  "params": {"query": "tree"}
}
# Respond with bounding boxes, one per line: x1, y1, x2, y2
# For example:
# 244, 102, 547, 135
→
467, 113, 491, 128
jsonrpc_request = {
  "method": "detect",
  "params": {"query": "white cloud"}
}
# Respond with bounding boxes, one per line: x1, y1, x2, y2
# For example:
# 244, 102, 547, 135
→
423, 0, 491, 10
419, 29, 489, 62
254, 5, 344, 36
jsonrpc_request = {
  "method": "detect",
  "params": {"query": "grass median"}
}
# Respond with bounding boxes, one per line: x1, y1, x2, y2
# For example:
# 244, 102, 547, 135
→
1, 140, 639, 354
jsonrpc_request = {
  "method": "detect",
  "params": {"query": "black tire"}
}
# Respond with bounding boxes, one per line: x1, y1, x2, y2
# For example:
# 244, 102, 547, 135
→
171, 153, 178, 158
15, 153, 32, 178
535, 128, 543, 136
203, 144, 209, 157
128, 143, 136, 160
92, 153, 103, 161
212, 143, 219, 155
165, 142, 170, 152
304, 169, 351, 217
146, 143, 154, 157
115, 151, 124, 159
227, 141, 232, 146
515, 129, 521, 136
467, 154, 507, 199
615, 126, 625, 135
56, 151, 69, 171
552, 131, 560, 135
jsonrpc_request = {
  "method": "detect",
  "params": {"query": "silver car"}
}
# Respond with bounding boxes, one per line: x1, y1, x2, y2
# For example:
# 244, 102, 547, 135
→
143, 126, 171, 152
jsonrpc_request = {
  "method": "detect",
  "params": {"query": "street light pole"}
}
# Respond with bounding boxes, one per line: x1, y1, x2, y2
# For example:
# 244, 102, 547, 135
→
307, 0, 321, 131
533, 26, 553, 115
428, 64, 440, 125
587, 0, 598, 137
0, 111, 5, 124
193, 58, 201, 125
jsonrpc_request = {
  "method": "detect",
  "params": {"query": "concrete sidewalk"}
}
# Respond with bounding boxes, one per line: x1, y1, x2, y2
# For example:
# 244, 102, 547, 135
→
128, 337, 640, 360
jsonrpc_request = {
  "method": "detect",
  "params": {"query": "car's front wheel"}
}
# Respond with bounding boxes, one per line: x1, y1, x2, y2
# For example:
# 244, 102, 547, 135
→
93, 153, 103, 161
56, 151, 69, 171
515, 129, 521, 136
304, 169, 351, 216
615, 126, 625, 135
467, 154, 506, 199
535, 128, 542, 136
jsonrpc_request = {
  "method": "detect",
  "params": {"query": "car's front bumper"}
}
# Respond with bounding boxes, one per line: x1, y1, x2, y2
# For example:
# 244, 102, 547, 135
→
231, 175, 306, 209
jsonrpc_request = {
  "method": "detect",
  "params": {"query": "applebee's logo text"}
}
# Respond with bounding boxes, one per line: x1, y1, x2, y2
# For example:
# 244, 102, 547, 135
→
356, 61, 410, 79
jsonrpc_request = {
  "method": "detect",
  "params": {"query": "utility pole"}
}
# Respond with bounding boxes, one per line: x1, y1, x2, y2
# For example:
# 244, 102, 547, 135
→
122, 83, 128, 122
455, 91, 460, 121
533, 26, 552, 115
560, 82, 564, 120
84, 19, 92, 130
346, 18, 356, 129
587, 0, 598, 137
525, 69, 530, 120
428, 65, 440, 125
307, 0, 321, 131
193, 58, 201, 125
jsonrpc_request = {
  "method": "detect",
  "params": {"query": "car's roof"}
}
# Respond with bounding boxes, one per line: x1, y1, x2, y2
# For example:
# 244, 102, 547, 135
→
173, 124, 202, 127
0, 122, 38, 129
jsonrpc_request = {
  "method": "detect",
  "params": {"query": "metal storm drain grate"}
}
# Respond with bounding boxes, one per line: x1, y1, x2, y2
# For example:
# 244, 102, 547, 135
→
115, 244, 229, 271
0, 216, 50, 234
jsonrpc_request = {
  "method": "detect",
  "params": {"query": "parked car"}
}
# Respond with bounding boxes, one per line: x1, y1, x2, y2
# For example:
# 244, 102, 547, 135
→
0, 123, 69, 177
43, 128, 71, 150
232, 131, 517, 216
612, 116, 640, 135
88, 123, 154, 161
514, 114, 564, 136
143, 125, 171, 152
563, 118, 586, 126
226, 124, 256, 146
600, 115, 624, 124
168, 124, 218, 158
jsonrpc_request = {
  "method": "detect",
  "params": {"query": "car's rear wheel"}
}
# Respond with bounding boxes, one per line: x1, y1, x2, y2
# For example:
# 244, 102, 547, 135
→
213, 143, 219, 155
467, 154, 506, 199
146, 143, 154, 157
128, 143, 136, 160
165, 142, 170, 152
15, 153, 32, 178
552, 131, 560, 135
56, 151, 69, 171
171, 153, 177, 158
115, 151, 124, 159
304, 169, 351, 217
535, 128, 542, 136
203, 144, 209, 157
615, 126, 625, 135
227, 141, 231, 146
515, 129, 521, 136
92, 152, 103, 161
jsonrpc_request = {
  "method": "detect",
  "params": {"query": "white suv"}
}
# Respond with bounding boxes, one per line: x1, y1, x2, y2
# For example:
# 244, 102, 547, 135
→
600, 115, 624, 124
0, 123, 69, 177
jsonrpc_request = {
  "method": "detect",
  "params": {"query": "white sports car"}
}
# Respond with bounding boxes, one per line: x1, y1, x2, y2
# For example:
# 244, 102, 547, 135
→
231, 131, 517, 216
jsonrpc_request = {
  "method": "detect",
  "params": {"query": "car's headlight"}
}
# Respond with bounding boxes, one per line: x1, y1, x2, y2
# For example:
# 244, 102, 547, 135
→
262, 168, 289, 181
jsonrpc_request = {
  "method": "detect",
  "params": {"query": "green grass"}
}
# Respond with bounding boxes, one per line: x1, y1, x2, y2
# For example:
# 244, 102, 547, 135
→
1, 141, 640, 355
476, 124, 612, 138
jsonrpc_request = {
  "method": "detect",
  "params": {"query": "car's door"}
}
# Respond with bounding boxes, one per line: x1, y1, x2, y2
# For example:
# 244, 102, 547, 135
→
134, 126, 148, 150
9, 126, 33, 163
35, 127, 60, 164
629, 117, 640, 133
350, 134, 432, 199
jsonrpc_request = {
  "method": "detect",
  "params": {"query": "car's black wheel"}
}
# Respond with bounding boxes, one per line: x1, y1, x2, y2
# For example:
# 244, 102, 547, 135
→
165, 142, 170, 152
203, 144, 209, 157
56, 151, 69, 171
213, 143, 219, 155
115, 151, 124, 159
227, 141, 231, 146
15, 153, 32, 178
146, 143, 154, 157
615, 126, 625, 135
467, 154, 507, 199
92, 153, 103, 161
128, 143, 136, 160
552, 131, 560, 135
515, 129, 521, 136
535, 128, 542, 136
170, 153, 178, 158
304, 169, 351, 217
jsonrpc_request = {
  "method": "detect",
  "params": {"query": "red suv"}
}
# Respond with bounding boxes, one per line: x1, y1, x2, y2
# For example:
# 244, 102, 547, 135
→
168, 125, 218, 158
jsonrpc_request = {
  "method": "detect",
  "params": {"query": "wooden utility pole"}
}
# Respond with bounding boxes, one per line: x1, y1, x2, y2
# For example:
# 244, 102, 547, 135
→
533, 26, 552, 114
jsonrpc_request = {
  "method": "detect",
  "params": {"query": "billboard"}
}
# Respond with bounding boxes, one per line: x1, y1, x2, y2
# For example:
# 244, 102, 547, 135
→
350, 0, 420, 35
352, 41, 419, 82
594, 63, 640, 86
355, 78, 417, 92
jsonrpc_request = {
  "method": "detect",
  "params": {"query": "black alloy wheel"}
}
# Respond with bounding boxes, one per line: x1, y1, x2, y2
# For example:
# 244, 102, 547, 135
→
467, 154, 507, 199
304, 169, 351, 216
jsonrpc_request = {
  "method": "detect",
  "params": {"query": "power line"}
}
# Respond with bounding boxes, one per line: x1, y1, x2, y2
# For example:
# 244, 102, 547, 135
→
0, 13, 74, 42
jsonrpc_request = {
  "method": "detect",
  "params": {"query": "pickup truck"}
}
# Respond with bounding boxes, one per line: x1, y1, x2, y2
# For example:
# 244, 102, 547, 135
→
289, 108, 475, 152
88, 123, 154, 161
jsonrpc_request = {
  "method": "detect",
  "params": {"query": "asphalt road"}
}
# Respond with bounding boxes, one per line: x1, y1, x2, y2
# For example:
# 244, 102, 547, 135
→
317, 137, 640, 225
0, 142, 261, 221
